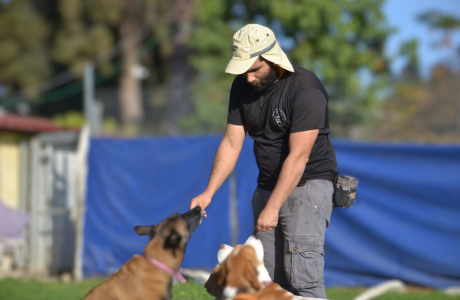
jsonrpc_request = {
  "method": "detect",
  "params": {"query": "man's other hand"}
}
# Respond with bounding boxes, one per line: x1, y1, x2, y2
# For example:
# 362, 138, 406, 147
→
190, 193, 212, 218
254, 206, 279, 232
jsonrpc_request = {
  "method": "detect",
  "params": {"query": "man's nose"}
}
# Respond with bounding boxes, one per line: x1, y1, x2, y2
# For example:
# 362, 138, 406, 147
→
246, 73, 256, 83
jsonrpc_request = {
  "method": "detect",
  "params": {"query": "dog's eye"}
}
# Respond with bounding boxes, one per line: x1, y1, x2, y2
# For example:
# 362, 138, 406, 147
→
165, 230, 182, 248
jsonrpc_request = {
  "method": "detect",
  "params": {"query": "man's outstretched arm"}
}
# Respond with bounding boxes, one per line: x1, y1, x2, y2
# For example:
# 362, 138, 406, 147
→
190, 124, 246, 217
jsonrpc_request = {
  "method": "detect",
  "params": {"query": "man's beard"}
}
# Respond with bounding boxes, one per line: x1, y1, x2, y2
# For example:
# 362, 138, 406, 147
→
249, 65, 279, 93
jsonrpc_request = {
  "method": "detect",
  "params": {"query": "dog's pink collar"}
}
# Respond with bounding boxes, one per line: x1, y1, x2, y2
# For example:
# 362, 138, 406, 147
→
144, 255, 187, 284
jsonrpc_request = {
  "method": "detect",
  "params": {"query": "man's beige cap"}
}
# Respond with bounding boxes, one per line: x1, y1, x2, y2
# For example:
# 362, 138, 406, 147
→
225, 24, 294, 75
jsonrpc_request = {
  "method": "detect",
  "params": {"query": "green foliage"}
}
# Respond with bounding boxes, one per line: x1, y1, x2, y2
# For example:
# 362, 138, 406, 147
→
0, 0, 51, 97
53, 111, 122, 134
0, 0, 175, 132
102, 116, 120, 135
177, 0, 235, 133
179, 79, 232, 133
181, 0, 392, 135
373, 67, 460, 143
258, 0, 389, 76
417, 11, 460, 50
53, 110, 85, 129
0, 0, 123, 98
398, 39, 419, 76
51, 0, 120, 77
85, 0, 125, 26
418, 11, 460, 30
0, 0, 394, 137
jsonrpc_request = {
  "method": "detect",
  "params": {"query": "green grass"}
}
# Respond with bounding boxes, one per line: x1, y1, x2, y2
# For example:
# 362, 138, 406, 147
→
0, 278, 105, 300
326, 287, 460, 300
172, 279, 214, 300
0, 278, 458, 300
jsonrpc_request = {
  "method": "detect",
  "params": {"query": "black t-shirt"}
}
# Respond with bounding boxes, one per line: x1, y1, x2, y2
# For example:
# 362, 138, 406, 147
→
228, 65, 337, 188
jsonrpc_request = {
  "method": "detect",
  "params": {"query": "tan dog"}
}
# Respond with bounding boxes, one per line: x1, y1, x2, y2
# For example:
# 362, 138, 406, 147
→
82, 206, 202, 300
204, 236, 272, 300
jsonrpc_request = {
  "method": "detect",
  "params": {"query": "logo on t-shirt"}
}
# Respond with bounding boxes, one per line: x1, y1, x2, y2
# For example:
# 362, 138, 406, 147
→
272, 108, 287, 127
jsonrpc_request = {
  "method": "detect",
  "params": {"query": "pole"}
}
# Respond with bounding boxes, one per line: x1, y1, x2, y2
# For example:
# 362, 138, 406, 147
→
84, 63, 94, 134
73, 126, 90, 281
229, 171, 239, 246
28, 138, 41, 275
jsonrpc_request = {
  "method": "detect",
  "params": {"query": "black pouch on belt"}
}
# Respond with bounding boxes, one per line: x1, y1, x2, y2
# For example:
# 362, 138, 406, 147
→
332, 170, 359, 209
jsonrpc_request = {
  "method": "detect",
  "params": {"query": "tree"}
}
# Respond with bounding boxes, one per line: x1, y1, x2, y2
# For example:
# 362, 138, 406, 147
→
399, 39, 419, 78
118, 0, 144, 127
418, 11, 460, 48
179, 0, 235, 133
371, 10, 460, 143
0, 0, 193, 134
51, 0, 148, 128
0, 0, 50, 98
180, 0, 392, 135
373, 64, 460, 143
51, 0, 119, 76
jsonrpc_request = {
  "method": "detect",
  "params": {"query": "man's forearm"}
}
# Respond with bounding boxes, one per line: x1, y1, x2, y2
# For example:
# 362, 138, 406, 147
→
265, 154, 308, 211
204, 139, 241, 196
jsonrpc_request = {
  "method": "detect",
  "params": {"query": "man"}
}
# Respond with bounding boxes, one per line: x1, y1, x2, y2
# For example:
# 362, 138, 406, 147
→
190, 24, 337, 299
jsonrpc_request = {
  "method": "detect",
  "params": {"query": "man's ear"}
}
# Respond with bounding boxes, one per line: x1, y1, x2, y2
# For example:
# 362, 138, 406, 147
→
134, 225, 156, 239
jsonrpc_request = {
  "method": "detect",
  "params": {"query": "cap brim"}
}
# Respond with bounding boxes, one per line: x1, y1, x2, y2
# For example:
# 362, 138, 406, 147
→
261, 42, 294, 73
225, 56, 258, 74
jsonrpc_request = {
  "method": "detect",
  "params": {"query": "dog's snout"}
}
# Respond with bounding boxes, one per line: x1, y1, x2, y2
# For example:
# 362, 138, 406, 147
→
183, 206, 202, 235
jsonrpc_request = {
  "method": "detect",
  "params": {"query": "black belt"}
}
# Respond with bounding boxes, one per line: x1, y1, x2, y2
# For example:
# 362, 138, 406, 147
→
297, 175, 334, 187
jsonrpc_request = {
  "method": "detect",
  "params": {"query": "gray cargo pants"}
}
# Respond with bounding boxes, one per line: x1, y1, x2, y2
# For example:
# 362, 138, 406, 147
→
252, 179, 334, 299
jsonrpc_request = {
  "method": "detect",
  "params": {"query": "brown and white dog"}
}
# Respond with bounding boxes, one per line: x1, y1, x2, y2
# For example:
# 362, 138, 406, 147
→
204, 236, 272, 300
82, 206, 202, 300
205, 236, 326, 300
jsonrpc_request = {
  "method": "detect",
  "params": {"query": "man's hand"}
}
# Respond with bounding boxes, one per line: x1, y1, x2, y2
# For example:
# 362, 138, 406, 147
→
190, 193, 212, 218
254, 206, 279, 232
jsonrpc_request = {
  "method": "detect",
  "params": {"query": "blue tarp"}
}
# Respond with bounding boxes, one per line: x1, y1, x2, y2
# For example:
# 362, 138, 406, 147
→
324, 139, 460, 288
82, 136, 460, 288
82, 137, 231, 276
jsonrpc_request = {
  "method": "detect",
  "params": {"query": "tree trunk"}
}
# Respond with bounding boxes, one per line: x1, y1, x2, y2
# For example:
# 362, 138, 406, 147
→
167, 0, 195, 134
119, 0, 143, 127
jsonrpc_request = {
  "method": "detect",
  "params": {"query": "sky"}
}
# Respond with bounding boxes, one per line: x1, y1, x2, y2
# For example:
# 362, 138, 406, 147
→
383, 0, 460, 78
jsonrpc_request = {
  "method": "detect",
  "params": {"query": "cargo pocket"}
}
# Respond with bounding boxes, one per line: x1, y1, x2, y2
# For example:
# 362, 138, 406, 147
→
306, 180, 328, 212
284, 237, 324, 290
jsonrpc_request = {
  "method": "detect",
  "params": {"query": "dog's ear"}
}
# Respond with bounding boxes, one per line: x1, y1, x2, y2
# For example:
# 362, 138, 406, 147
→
244, 262, 261, 291
134, 225, 156, 239
217, 260, 228, 286
205, 264, 224, 297
165, 230, 182, 248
